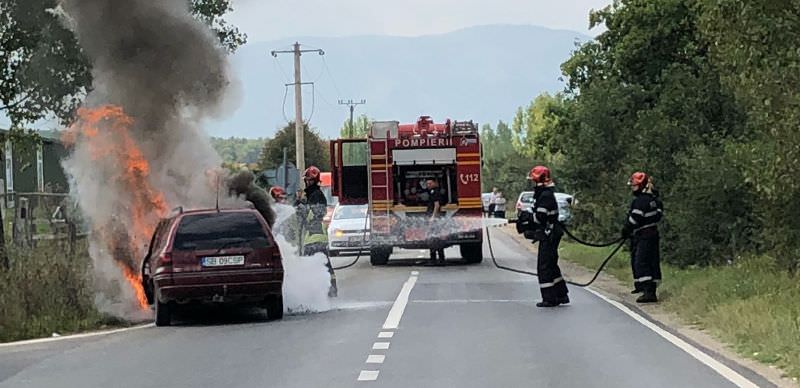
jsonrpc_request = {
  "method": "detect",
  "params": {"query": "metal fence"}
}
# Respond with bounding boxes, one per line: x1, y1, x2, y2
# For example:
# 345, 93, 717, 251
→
2, 192, 88, 251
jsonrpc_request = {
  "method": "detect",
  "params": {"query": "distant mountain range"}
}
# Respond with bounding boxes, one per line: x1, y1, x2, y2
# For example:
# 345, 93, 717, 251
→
205, 24, 591, 139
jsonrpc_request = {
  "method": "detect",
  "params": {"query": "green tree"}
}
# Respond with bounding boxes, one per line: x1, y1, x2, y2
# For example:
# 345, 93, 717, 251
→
339, 114, 370, 138
258, 122, 331, 172
0, 0, 245, 127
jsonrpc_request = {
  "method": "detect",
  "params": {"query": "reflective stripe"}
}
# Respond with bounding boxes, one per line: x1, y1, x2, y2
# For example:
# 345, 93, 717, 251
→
547, 210, 559, 215
539, 277, 564, 288
536, 207, 549, 214
631, 209, 645, 216
634, 223, 658, 232
644, 210, 661, 217
634, 276, 653, 283
628, 216, 638, 225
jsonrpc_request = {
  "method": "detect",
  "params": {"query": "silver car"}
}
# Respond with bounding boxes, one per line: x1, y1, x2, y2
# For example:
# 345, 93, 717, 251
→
327, 204, 370, 256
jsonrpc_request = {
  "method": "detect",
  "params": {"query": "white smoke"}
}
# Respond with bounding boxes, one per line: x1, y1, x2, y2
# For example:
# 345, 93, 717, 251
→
272, 204, 333, 314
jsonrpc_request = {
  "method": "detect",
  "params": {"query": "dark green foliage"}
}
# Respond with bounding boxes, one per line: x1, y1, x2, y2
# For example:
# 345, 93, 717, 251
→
258, 122, 331, 172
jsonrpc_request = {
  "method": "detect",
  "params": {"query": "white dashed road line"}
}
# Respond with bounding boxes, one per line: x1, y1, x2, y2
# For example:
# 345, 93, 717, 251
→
383, 272, 418, 330
357, 271, 419, 382
0, 324, 154, 349
358, 370, 380, 381
366, 355, 385, 364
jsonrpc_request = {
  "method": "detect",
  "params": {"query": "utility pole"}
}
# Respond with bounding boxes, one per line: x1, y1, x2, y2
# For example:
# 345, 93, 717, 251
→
338, 99, 367, 134
271, 42, 324, 178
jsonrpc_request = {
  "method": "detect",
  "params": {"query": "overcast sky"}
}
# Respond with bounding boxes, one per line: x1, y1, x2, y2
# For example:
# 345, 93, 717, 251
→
1, 0, 612, 131
227, 0, 612, 41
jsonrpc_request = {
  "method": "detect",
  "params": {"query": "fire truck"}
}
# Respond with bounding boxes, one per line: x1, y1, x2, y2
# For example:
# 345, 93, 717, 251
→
331, 116, 483, 265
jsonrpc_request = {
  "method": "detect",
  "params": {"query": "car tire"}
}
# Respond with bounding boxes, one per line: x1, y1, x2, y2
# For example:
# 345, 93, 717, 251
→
460, 242, 483, 264
265, 294, 284, 320
369, 247, 391, 266
154, 298, 172, 327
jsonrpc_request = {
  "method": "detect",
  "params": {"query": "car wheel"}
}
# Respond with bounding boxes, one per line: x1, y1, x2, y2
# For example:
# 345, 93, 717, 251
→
460, 242, 483, 264
369, 247, 390, 265
154, 297, 172, 327
265, 294, 284, 320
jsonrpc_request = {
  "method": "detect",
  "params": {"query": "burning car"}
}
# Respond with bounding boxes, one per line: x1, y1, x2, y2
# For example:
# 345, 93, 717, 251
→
140, 208, 284, 326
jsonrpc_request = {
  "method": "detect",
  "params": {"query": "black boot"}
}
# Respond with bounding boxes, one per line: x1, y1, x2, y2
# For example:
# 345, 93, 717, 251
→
631, 288, 643, 294
636, 291, 657, 303
557, 296, 570, 305
536, 300, 560, 308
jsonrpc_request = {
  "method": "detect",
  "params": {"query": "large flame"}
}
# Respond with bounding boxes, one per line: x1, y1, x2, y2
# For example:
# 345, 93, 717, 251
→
65, 105, 169, 311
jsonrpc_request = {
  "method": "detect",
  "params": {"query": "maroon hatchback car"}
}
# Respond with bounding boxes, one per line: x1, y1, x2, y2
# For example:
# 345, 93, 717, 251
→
140, 208, 284, 326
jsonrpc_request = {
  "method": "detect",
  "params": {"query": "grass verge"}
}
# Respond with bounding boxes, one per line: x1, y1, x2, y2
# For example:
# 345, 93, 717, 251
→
0, 241, 127, 343
560, 242, 800, 380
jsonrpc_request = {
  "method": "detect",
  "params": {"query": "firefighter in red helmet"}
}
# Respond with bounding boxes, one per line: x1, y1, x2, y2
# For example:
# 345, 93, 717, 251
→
621, 172, 663, 303
528, 165, 569, 307
296, 166, 337, 296
269, 186, 288, 204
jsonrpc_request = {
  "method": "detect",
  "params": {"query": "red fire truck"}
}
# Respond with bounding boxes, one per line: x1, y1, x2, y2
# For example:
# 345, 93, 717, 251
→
331, 116, 483, 265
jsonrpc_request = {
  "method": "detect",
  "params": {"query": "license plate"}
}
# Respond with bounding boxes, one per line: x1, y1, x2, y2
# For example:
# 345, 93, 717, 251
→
349, 236, 365, 242
202, 255, 245, 267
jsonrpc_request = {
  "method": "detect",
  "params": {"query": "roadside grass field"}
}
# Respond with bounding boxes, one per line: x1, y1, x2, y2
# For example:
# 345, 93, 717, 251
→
560, 243, 800, 380
0, 241, 126, 343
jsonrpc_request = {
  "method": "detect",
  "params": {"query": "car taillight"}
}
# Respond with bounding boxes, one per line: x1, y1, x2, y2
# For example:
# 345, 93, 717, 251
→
158, 252, 172, 266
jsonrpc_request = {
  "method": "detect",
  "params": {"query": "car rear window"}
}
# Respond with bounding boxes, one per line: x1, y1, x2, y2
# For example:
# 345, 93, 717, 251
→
172, 212, 270, 251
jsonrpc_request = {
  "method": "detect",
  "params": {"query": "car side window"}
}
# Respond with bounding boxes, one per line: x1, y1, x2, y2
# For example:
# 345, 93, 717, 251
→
148, 219, 172, 259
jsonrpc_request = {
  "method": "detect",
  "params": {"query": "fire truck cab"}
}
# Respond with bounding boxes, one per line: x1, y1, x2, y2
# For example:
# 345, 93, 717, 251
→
331, 116, 483, 265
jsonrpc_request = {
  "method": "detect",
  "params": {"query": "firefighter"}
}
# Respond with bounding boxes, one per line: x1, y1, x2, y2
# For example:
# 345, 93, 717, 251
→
622, 172, 663, 303
529, 166, 569, 307
296, 166, 337, 296
269, 186, 288, 204
228, 170, 276, 227
425, 178, 446, 265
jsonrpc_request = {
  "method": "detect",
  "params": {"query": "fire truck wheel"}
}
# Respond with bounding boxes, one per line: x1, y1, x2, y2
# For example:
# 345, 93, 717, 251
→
369, 247, 391, 265
460, 242, 484, 264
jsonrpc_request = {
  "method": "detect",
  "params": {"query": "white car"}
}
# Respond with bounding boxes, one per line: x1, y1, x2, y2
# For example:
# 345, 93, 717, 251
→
516, 191, 574, 223
327, 204, 370, 256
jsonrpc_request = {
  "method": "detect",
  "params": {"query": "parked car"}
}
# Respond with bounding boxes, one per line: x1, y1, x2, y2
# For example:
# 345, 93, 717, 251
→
516, 191, 575, 224
141, 208, 284, 326
327, 204, 370, 256
515, 191, 536, 218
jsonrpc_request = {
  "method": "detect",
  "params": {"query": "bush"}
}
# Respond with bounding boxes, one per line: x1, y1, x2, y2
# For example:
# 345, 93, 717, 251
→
0, 241, 117, 342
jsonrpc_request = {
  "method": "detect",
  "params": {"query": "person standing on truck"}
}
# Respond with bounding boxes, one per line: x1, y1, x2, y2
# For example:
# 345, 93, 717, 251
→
296, 166, 337, 296
528, 166, 569, 307
621, 172, 663, 303
425, 179, 446, 265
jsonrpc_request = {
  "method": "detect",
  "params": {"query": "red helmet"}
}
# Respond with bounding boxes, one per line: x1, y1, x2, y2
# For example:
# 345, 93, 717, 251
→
528, 165, 552, 184
269, 186, 287, 200
303, 166, 321, 182
628, 172, 648, 187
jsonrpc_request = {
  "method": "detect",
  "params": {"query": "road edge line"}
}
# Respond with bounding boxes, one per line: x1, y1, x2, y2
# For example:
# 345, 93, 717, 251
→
0, 323, 154, 349
584, 287, 759, 388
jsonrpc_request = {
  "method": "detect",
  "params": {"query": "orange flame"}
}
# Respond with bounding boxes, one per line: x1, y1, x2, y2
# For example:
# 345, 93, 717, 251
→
66, 105, 169, 311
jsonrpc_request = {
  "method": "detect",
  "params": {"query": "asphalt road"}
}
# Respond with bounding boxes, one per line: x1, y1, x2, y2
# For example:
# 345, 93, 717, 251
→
0, 229, 770, 388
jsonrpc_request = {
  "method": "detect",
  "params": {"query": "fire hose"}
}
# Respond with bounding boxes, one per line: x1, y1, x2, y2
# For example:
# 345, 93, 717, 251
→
331, 211, 371, 271
486, 222, 628, 287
